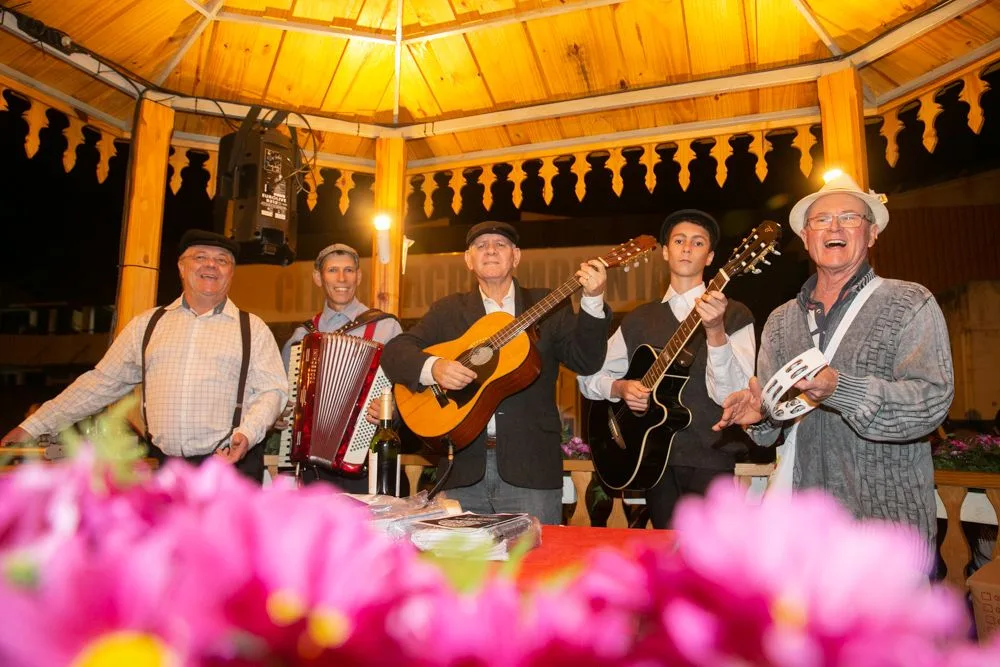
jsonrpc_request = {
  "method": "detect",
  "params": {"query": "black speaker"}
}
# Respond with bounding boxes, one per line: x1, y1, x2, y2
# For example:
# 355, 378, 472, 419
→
215, 126, 298, 265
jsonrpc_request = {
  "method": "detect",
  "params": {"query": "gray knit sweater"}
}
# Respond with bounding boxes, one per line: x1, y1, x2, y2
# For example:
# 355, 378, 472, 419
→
749, 272, 954, 547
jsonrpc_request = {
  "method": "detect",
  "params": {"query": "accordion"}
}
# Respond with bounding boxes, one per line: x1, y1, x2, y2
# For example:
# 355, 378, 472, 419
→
278, 332, 392, 474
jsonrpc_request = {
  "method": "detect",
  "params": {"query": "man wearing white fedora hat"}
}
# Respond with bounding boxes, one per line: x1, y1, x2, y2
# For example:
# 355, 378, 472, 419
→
713, 172, 954, 550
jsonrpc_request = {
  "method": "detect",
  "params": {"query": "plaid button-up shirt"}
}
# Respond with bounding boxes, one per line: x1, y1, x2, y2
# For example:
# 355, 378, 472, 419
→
22, 297, 287, 456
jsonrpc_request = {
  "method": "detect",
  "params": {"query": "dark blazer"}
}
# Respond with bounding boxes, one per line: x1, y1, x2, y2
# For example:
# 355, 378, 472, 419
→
381, 279, 611, 489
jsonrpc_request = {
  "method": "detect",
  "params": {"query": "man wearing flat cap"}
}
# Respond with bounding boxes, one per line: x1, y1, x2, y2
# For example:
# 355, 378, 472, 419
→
280, 242, 402, 492
381, 221, 611, 524
578, 209, 755, 528
2, 230, 288, 483
714, 173, 954, 550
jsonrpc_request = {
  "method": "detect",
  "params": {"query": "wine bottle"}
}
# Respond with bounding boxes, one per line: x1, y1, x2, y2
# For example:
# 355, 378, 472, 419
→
368, 386, 401, 496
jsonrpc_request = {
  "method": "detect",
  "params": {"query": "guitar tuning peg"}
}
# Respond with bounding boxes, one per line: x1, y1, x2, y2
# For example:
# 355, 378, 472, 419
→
771, 249, 781, 256
761, 259, 771, 266
752, 268, 761, 274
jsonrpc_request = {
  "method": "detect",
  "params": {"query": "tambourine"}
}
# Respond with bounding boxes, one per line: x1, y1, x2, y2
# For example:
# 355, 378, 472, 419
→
761, 347, 827, 421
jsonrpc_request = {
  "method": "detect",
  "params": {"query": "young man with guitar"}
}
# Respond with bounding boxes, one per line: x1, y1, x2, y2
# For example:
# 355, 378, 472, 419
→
280, 243, 402, 491
380, 221, 612, 524
579, 210, 756, 528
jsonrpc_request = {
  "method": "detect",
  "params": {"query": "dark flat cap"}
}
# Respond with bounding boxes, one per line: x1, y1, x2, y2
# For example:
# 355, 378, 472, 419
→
658, 209, 720, 249
466, 221, 520, 247
179, 230, 239, 260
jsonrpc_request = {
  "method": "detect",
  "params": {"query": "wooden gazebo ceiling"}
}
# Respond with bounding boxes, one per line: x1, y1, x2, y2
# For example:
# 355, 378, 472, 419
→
1, 0, 999, 163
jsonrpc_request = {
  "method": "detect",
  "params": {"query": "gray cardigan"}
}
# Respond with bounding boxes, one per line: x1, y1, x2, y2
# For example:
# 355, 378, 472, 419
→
749, 275, 954, 547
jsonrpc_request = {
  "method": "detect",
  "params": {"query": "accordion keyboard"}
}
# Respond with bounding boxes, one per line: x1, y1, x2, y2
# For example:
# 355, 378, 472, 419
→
276, 341, 301, 472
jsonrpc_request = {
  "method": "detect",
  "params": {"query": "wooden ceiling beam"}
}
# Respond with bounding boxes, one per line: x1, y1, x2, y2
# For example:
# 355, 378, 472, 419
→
789, 0, 842, 56
215, 10, 395, 44
401, 0, 629, 44
154, 0, 224, 85
845, 0, 988, 68
405, 107, 822, 171
393, 0, 403, 124
180, 0, 213, 20
395, 62, 832, 137
0, 9, 144, 98
875, 36, 1000, 107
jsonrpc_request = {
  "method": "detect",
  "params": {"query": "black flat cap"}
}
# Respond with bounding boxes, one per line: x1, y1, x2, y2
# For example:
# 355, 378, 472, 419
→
466, 221, 520, 247
179, 230, 240, 260
658, 209, 720, 249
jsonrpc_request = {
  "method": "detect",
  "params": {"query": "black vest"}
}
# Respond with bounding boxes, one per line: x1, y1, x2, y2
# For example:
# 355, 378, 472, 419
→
621, 297, 754, 471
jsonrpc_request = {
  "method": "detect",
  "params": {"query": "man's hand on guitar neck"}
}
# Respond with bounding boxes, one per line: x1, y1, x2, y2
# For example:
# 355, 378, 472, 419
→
575, 260, 608, 297
695, 290, 729, 347
432, 359, 478, 391
712, 377, 766, 431
611, 379, 652, 413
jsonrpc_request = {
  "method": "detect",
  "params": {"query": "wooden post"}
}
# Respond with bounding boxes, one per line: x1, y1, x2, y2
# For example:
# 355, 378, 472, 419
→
113, 98, 174, 338
372, 137, 407, 315
817, 67, 869, 189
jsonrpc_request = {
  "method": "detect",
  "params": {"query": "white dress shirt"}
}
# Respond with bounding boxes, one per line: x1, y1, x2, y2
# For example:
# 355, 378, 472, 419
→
578, 283, 755, 405
22, 298, 288, 456
418, 282, 606, 436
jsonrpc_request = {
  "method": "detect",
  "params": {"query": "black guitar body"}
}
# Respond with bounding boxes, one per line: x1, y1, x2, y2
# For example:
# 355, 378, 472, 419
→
586, 344, 692, 490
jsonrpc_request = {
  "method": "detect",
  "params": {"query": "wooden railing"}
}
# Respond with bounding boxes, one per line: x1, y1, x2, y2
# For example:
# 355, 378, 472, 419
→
935, 470, 1000, 590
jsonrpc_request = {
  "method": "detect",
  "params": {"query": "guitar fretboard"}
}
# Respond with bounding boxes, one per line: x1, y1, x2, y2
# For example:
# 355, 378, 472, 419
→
482, 277, 582, 350
640, 270, 731, 388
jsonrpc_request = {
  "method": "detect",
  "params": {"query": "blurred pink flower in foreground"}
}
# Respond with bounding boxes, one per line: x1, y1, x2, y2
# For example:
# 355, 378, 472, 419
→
0, 448, 997, 667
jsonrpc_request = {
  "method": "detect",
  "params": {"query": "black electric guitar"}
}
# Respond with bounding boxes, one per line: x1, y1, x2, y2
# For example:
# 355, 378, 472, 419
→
587, 221, 782, 490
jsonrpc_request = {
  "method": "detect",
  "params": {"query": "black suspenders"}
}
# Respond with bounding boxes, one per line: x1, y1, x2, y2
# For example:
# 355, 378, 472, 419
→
140, 307, 251, 449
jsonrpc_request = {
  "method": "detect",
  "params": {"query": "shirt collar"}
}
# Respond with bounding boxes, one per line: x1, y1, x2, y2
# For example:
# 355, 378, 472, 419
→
662, 283, 706, 305
479, 281, 516, 309
170, 296, 236, 318
320, 298, 367, 327
797, 261, 875, 312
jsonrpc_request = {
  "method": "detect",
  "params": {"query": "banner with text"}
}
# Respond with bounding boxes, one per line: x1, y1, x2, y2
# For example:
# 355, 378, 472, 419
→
229, 245, 669, 323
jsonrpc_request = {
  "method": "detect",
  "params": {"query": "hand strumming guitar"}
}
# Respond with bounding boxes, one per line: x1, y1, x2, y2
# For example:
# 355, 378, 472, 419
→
611, 379, 652, 413
432, 358, 477, 391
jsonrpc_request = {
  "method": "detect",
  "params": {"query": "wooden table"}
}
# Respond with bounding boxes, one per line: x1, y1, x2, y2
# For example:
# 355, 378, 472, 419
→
516, 525, 675, 587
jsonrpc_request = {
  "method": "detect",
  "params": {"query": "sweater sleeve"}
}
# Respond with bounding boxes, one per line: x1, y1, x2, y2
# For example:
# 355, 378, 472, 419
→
822, 293, 954, 442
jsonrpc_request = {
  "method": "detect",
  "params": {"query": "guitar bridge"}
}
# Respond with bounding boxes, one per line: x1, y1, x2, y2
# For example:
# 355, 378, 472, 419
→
607, 406, 626, 450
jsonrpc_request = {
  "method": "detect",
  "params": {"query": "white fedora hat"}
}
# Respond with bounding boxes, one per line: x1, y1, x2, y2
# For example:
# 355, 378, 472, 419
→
789, 171, 889, 238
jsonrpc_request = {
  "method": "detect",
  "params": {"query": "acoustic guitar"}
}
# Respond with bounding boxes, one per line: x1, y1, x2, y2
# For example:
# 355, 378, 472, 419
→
395, 236, 657, 451
587, 221, 782, 490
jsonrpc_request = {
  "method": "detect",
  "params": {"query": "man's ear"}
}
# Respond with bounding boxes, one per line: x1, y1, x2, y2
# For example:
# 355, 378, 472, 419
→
464, 249, 474, 271
512, 247, 522, 268
312, 270, 322, 288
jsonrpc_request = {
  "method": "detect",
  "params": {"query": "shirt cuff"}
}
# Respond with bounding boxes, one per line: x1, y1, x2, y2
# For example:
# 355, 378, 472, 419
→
822, 371, 866, 415
419, 356, 440, 386
18, 415, 46, 439
706, 336, 734, 359
580, 294, 606, 318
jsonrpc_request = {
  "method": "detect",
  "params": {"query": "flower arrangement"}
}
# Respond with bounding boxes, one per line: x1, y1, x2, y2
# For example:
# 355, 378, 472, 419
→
932, 432, 1000, 473
1, 418, 998, 666
560, 435, 591, 460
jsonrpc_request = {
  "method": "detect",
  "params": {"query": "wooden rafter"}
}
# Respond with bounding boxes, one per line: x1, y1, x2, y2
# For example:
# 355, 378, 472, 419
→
154, 0, 224, 85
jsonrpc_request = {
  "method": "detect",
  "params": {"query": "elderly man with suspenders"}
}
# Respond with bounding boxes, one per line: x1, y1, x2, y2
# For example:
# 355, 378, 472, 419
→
1, 230, 288, 483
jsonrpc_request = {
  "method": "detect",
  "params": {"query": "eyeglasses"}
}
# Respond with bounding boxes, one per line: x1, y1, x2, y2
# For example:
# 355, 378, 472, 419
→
184, 253, 233, 268
805, 212, 871, 230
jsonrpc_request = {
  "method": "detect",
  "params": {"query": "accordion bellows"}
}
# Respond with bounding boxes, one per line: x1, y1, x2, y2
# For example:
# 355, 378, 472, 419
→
280, 332, 392, 474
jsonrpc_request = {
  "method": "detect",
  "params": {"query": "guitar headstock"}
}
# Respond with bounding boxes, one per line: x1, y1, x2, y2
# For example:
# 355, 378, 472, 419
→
722, 220, 783, 277
598, 235, 658, 271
